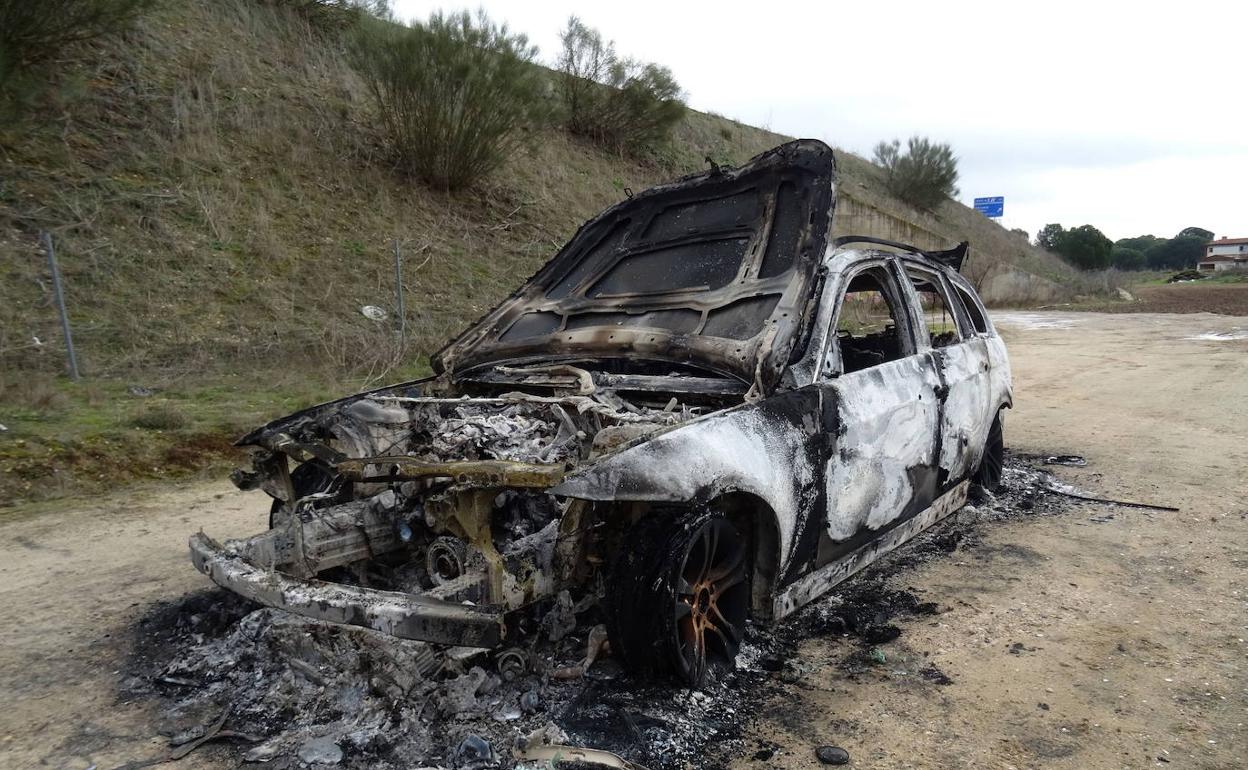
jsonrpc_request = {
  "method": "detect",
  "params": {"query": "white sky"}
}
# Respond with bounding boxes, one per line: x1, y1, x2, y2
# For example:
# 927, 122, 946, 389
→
391, 0, 1247, 242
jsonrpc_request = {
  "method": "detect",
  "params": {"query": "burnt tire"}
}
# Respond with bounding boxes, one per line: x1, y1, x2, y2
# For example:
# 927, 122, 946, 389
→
973, 412, 1004, 492
605, 508, 749, 688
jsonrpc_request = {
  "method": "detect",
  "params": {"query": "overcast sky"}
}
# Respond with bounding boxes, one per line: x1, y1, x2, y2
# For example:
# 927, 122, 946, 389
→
391, 0, 1246, 242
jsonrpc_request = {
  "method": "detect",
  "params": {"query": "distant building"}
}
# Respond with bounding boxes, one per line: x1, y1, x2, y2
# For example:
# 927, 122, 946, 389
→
1199, 236, 1248, 272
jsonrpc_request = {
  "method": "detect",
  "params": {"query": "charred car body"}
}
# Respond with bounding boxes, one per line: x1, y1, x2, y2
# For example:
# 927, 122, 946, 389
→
191, 139, 1011, 686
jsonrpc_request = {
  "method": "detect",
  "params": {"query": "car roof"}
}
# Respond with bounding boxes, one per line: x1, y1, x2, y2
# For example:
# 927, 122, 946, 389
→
826, 242, 983, 299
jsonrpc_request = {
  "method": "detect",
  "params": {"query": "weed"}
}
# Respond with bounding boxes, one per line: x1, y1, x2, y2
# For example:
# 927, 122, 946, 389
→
131, 404, 189, 431
0, 374, 69, 412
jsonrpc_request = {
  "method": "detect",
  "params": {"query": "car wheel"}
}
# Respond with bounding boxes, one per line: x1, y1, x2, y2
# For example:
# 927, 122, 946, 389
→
605, 508, 749, 687
973, 412, 1004, 492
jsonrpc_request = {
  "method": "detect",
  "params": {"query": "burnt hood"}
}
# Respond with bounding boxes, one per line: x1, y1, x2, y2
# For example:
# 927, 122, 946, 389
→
434, 139, 837, 392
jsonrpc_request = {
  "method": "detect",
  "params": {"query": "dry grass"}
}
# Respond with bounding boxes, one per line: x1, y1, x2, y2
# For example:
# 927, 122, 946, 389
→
0, 0, 790, 380
0, 0, 1087, 385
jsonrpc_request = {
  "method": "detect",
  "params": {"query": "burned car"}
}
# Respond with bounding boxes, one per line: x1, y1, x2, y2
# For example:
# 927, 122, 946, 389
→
190, 139, 1011, 686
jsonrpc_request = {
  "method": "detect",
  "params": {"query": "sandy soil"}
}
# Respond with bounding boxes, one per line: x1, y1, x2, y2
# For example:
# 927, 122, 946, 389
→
2, 310, 1246, 769
732, 311, 1248, 769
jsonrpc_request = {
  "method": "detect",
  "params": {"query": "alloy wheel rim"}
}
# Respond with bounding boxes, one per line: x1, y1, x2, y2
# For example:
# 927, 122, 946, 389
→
672, 517, 748, 684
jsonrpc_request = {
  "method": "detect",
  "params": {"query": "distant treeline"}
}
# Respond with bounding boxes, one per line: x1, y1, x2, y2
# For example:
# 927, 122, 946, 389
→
1035, 224, 1213, 271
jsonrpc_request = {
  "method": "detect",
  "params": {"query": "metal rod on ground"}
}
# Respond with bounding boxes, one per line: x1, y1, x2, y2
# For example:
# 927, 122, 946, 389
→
1044, 486, 1179, 512
393, 238, 405, 346
41, 231, 80, 381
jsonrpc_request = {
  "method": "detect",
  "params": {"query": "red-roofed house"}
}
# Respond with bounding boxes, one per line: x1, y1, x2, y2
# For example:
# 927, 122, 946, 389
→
1199, 237, 1248, 272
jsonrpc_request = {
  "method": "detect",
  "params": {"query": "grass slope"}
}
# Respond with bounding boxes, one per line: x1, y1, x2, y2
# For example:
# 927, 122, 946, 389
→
0, 0, 1077, 505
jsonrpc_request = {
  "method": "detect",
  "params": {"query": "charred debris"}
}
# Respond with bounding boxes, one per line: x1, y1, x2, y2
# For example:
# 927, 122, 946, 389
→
130, 456, 1080, 769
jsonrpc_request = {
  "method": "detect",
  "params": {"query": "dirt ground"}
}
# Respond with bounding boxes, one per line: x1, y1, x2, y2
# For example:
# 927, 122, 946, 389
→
2, 310, 1246, 770
1073, 280, 1248, 316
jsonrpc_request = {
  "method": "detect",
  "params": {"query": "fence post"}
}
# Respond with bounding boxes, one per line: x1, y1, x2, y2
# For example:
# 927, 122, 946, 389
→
393, 238, 406, 346
41, 231, 81, 381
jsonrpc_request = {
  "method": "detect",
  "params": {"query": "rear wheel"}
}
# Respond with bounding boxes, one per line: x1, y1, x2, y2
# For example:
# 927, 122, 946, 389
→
973, 412, 1004, 491
605, 509, 749, 687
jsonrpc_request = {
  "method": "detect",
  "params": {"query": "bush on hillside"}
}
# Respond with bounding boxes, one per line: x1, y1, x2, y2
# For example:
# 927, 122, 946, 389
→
556, 16, 686, 155
872, 136, 960, 210
0, 0, 156, 115
266, 0, 391, 30
349, 10, 546, 191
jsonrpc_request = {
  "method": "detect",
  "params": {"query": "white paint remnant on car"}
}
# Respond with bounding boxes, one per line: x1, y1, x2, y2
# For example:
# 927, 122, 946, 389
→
824, 356, 939, 541
553, 405, 815, 566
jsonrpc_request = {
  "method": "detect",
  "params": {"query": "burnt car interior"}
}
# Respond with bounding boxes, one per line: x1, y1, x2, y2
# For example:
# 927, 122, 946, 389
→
953, 281, 990, 334
834, 267, 909, 374
907, 267, 962, 348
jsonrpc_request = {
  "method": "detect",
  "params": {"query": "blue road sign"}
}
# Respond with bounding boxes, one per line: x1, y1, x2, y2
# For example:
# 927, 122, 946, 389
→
974, 196, 1004, 217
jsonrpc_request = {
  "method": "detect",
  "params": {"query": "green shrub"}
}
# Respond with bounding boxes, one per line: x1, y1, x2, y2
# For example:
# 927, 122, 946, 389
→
872, 136, 960, 210
0, 0, 156, 115
265, 0, 390, 30
556, 16, 686, 155
349, 10, 546, 191
132, 403, 188, 430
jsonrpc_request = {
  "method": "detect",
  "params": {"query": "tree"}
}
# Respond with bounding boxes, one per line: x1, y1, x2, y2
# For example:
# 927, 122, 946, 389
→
1036, 224, 1065, 251
1110, 246, 1146, 270
1145, 236, 1206, 270
349, 10, 547, 191
1177, 226, 1213, 241
1053, 224, 1112, 270
556, 16, 686, 155
871, 136, 960, 210
1115, 234, 1163, 254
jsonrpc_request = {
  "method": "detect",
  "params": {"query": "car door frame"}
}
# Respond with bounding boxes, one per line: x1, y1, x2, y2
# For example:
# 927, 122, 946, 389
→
772, 251, 992, 618
898, 257, 997, 486
814, 253, 944, 548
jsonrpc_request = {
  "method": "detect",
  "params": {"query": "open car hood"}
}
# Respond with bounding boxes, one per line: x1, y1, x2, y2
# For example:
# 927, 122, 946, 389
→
434, 139, 837, 393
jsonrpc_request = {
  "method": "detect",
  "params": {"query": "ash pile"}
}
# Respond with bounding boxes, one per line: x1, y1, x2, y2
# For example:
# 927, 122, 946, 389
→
123, 455, 1084, 769
125, 588, 781, 770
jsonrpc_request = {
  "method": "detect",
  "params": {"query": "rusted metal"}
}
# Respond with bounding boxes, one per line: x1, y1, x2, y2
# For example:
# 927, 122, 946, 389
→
335, 457, 565, 488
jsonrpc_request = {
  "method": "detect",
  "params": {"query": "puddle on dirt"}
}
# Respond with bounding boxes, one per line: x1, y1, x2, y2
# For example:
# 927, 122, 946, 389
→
119, 455, 1081, 770
1186, 329, 1248, 341
991, 312, 1078, 330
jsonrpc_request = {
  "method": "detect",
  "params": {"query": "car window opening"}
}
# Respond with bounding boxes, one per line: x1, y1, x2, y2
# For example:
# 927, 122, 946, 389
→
835, 268, 906, 374
953, 283, 989, 334
907, 269, 962, 348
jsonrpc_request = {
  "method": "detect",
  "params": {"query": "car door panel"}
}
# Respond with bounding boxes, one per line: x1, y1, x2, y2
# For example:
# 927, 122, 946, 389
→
821, 354, 942, 543
813, 257, 943, 558
935, 337, 993, 483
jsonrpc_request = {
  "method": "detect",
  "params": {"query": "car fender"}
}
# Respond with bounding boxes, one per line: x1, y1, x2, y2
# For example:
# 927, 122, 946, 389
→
551, 389, 823, 569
